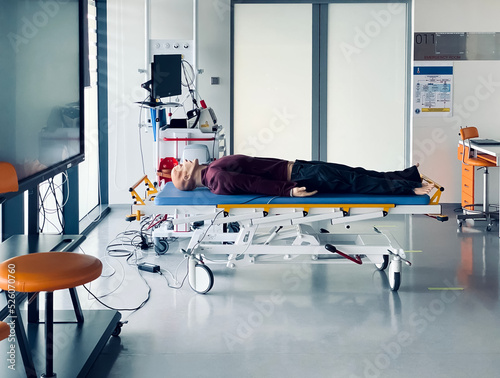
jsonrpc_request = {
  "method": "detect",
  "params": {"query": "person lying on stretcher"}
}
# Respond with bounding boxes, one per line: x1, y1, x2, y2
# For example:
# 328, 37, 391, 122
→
169, 154, 434, 197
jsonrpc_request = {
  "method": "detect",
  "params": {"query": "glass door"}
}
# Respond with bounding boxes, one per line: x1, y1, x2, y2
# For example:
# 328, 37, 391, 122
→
233, 3, 313, 160
232, 1, 411, 166
327, 3, 409, 169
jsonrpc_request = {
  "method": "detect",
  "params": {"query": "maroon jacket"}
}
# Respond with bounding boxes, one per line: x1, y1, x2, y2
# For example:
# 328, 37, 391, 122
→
200, 155, 296, 196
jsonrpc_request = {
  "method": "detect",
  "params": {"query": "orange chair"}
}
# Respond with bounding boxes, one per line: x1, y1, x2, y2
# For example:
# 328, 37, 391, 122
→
0, 252, 102, 378
0, 321, 10, 341
0, 162, 18, 199
458, 126, 498, 230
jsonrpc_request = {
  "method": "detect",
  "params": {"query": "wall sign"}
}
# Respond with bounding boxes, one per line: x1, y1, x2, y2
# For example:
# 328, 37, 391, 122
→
414, 63, 453, 117
415, 32, 500, 61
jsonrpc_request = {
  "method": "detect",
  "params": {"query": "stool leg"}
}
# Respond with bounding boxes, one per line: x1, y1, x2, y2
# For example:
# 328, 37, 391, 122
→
483, 167, 489, 214
27, 292, 39, 324
42, 291, 56, 378
483, 168, 493, 228
4, 292, 37, 378
69, 288, 84, 323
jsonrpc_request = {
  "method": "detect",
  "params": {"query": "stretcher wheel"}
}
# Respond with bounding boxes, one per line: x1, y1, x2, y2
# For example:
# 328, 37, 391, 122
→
154, 237, 169, 255
375, 255, 389, 271
388, 261, 401, 291
112, 321, 127, 337
189, 263, 214, 294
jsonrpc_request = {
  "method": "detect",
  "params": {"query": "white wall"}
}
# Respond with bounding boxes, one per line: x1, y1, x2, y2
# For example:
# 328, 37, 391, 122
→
108, 0, 148, 204
414, 0, 500, 203
196, 0, 231, 140
196, 0, 231, 153
150, 0, 192, 39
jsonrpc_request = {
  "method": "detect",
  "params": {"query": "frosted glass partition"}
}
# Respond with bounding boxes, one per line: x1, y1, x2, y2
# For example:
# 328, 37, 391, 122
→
233, 4, 312, 160
327, 3, 408, 170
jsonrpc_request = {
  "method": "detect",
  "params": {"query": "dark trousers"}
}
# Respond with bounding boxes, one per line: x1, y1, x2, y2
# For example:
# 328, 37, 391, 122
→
291, 160, 422, 195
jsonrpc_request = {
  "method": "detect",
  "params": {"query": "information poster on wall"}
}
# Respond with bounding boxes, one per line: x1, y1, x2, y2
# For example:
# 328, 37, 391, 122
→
413, 63, 453, 117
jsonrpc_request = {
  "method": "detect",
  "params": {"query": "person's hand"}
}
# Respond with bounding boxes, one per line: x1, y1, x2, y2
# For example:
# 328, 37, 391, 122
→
292, 187, 318, 197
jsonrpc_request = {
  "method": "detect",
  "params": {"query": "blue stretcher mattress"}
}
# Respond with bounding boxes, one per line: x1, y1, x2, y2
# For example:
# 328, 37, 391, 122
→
155, 182, 431, 206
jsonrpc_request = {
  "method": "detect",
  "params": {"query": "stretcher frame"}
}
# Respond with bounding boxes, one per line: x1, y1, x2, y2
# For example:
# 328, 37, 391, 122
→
130, 176, 445, 294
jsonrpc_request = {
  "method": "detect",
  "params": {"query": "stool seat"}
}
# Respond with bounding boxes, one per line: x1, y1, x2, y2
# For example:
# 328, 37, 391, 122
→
0, 252, 102, 292
0, 321, 10, 341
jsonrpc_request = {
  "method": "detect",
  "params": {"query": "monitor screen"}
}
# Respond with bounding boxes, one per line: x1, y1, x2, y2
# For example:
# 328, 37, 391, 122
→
0, 0, 84, 193
152, 54, 182, 99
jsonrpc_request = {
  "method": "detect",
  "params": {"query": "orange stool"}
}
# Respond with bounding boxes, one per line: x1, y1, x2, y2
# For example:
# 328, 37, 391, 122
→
0, 321, 10, 341
0, 252, 102, 378
458, 126, 498, 230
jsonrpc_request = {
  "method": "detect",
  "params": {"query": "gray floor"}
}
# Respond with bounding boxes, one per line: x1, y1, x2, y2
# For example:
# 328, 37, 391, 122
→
7, 203, 500, 377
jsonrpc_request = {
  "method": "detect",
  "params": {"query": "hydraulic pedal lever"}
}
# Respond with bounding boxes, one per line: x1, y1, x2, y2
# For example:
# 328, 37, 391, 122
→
325, 244, 363, 265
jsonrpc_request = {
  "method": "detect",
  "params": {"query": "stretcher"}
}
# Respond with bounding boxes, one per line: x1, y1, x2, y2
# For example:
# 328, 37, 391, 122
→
130, 176, 445, 294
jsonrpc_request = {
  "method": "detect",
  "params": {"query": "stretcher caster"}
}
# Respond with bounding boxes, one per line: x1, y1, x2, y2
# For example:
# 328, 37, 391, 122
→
154, 237, 169, 255
388, 260, 401, 291
189, 260, 214, 294
375, 255, 389, 271
112, 320, 128, 337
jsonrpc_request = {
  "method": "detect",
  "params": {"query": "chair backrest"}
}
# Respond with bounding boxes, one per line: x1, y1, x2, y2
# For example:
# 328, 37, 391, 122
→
460, 126, 479, 141
0, 162, 18, 194
459, 127, 480, 164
